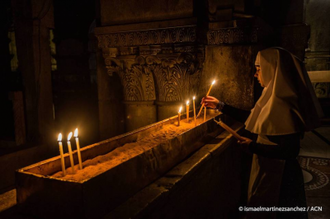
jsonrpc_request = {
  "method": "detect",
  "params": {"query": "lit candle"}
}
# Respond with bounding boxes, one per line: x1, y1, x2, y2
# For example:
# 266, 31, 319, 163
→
57, 133, 66, 176
197, 80, 216, 118
193, 96, 196, 126
204, 106, 206, 122
67, 132, 75, 173
74, 128, 83, 170
186, 100, 190, 123
178, 106, 182, 126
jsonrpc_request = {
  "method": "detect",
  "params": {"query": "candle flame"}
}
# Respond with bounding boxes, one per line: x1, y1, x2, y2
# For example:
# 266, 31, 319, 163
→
212, 80, 216, 85
74, 128, 78, 137
179, 106, 182, 113
193, 96, 195, 100
186, 100, 189, 105
67, 132, 72, 141
58, 133, 62, 141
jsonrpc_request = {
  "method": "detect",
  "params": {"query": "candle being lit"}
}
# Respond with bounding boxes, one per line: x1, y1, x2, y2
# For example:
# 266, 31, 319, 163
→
197, 80, 216, 118
186, 100, 190, 123
57, 133, 66, 176
67, 132, 75, 173
193, 96, 196, 126
204, 106, 207, 122
178, 106, 182, 126
74, 128, 83, 170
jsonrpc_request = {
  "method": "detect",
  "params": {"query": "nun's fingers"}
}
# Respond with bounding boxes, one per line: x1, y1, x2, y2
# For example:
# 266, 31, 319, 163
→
200, 97, 205, 104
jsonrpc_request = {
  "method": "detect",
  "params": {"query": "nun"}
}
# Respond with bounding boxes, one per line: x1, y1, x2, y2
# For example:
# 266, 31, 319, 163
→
202, 47, 323, 219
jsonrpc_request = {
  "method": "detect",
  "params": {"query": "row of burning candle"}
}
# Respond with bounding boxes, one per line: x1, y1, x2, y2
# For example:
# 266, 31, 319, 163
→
177, 80, 216, 126
57, 128, 83, 176
177, 97, 205, 126
55, 80, 216, 176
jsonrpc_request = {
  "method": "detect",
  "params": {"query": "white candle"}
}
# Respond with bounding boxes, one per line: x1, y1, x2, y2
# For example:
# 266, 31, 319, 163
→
57, 133, 66, 176
67, 132, 75, 173
216, 119, 243, 140
186, 100, 190, 123
74, 128, 83, 170
178, 106, 182, 126
193, 96, 196, 126
197, 80, 216, 118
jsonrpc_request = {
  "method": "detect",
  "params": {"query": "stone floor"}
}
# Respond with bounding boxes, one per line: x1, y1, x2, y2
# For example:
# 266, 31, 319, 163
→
299, 126, 330, 219
0, 189, 15, 213
300, 157, 330, 219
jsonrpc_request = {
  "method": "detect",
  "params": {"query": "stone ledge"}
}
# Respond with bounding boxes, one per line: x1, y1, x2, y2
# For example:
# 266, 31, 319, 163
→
16, 111, 229, 219
105, 121, 244, 218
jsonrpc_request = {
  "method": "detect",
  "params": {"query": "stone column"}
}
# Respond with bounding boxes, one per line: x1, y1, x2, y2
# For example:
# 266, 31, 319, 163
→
96, 51, 126, 139
13, 0, 54, 142
147, 51, 203, 120
102, 54, 157, 132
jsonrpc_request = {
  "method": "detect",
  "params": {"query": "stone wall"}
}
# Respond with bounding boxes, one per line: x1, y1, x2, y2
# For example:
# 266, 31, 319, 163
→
304, 0, 330, 71
95, 0, 310, 137
200, 46, 256, 110
95, 1, 263, 136
304, 0, 330, 118
99, 0, 194, 26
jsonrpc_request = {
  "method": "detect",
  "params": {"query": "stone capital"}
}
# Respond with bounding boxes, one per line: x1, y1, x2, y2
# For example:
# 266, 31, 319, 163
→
102, 49, 203, 103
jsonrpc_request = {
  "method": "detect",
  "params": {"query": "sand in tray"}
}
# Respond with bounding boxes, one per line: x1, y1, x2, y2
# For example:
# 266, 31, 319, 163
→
51, 115, 214, 182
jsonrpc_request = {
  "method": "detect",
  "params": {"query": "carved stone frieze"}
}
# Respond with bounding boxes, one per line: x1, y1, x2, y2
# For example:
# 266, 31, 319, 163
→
120, 64, 156, 101
207, 27, 258, 45
96, 26, 197, 49
107, 56, 156, 102
105, 51, 203, 102
104, 57, 123, 76
149, 53, 202, 102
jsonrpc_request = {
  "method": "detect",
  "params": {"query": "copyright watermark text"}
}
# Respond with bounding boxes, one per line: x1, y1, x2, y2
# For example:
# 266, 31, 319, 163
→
238, 206, 323, 212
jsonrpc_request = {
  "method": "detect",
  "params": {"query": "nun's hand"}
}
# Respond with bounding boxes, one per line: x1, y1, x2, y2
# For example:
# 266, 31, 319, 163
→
237, 137, 253, 154
201, 96, 219, 109
237, 136, 252, 146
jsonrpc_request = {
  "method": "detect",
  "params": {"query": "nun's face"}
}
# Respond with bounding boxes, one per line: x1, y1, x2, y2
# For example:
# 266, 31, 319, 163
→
254, 65, 265, 87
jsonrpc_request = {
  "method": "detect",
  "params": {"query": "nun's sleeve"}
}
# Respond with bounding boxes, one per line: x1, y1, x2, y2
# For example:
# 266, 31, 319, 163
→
248, 133, 301, 159
218, 103, 250, 124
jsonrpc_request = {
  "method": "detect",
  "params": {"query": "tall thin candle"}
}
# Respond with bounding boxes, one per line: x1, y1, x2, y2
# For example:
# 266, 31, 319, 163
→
178, 106, 182, 126
204, 106, 206, 122
57, 133, 66, 176
193, 96, 196, 126
197, 80, 216, 118
186, 100, 190, 123
214, 119, 243, 140
67, 132, 75, 173
74, 128, 83, 170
